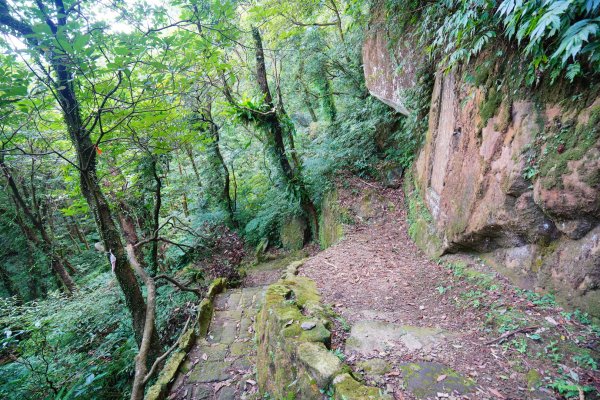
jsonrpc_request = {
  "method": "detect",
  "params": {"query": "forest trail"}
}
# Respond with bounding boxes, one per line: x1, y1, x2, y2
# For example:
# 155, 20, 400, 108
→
166, 256, 303, 400
300, 177, 598, 399
165, 177, 598, 400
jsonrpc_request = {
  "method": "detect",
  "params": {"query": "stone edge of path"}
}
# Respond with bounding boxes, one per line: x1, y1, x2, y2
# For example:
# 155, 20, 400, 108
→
256, 260, 392, 400
146, 277, 227, 400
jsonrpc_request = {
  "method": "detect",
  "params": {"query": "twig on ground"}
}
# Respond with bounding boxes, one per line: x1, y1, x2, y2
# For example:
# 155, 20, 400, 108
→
484, 326, 540, 345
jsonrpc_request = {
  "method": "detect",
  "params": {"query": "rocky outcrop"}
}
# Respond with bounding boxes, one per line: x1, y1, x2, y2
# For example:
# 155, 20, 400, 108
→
362, 6, 420, 115
364, 12, 600, 317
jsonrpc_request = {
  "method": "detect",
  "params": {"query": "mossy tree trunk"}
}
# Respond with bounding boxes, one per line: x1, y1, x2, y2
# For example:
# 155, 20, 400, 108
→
251, 27, 319, 242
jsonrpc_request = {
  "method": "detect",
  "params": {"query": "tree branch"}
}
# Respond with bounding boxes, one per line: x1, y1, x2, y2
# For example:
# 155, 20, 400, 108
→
155, 274, 203, 298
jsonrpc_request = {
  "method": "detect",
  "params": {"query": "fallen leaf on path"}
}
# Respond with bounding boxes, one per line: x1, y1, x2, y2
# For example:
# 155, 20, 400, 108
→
214, 379, 232, 392
488, 388, 505, 399
246, 379, 256, 386
436, 374, 446, 382
201, 353, 208, 361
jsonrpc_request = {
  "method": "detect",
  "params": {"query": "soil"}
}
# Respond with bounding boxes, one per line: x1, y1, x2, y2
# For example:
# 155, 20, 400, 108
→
299, 176, 600, 400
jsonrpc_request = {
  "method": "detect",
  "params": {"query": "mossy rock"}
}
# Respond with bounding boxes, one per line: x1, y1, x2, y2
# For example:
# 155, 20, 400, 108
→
357, 358, 392, 376
319, 190, 344, 249
281, 215, 307, 251
297, 342, 342, 387
526, 369, 542, 389
206, 277, 226, 299
537, 107, 600, 190
197, 298, 214, 336
400, 362, 474, 399
333, 373, 392, 400
145, 350, 187, 400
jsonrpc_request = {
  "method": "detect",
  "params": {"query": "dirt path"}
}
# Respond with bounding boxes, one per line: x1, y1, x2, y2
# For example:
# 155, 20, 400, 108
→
300, 177, 599, 400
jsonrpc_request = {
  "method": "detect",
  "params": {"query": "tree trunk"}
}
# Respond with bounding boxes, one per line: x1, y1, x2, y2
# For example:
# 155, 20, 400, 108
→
0, 157, 76, 294
176, 161, 190, 217
201, 100, 236, 226
184, 144, 202, 188
70, 217, 90, 250
251, 27, 319, 240
149, 157, 162, 276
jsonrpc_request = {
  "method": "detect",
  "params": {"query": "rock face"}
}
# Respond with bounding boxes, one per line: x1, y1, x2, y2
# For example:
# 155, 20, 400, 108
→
362, 6, 420, 115
413, 71, 600, 316
363, 11, 600, 316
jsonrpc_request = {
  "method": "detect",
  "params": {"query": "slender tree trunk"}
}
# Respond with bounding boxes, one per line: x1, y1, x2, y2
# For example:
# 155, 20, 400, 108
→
150, 157, 162, 276
251, 27, 319, 240
201, 100, 236, 226
177, 161, 190, 217
65, 224, 83, 254
304, 93, 318, 123
296, 58, 319, 123
70, 217, 90, 249
184, 144, 202, 188
0, 157, 76, 294
12, 208, 44, 298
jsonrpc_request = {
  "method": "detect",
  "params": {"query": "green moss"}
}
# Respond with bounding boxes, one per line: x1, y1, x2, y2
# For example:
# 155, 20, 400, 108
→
297, 342, 342, 387
537, 106, 600, 189
257, 270, 386, 399
479, 86, 503, 128
319, 190, 344, 249
493, 101, 512, 132
399, 362, 474, 399
299, 323, 331, 345
145, 350, 187, 400
281, 216, 306, 251
472, 60, 492, 86
403, 174, 443, 257
206, 277, 226, 299
197, 298, 213, 336
357, 359, 391, 376
333, 373, 391, 400
283, 276, 320, 307
527, 369, 542, 389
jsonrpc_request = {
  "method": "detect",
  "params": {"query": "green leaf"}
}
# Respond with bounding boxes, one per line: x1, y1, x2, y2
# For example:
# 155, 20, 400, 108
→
73, 34, 91, 51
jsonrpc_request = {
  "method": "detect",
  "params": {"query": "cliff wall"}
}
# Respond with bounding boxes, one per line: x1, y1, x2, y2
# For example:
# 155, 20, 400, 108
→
363, 12, 600, 316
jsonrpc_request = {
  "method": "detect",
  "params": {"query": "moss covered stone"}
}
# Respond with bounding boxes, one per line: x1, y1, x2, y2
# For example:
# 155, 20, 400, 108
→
333, 373, 393, 400
145, 350, 187, 400
404, 174, 444, 257
257, 262, 387, 399
297, 342, 342, 387
526, 369, 542, 389
400, 362, 474, 399
281, 215, 307, 250
537, 106, 600, 189
319, 190, 344, 249
357, 359, 392, 376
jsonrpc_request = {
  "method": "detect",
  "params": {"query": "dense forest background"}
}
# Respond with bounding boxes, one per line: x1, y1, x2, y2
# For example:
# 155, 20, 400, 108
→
0, 0, 598, 398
